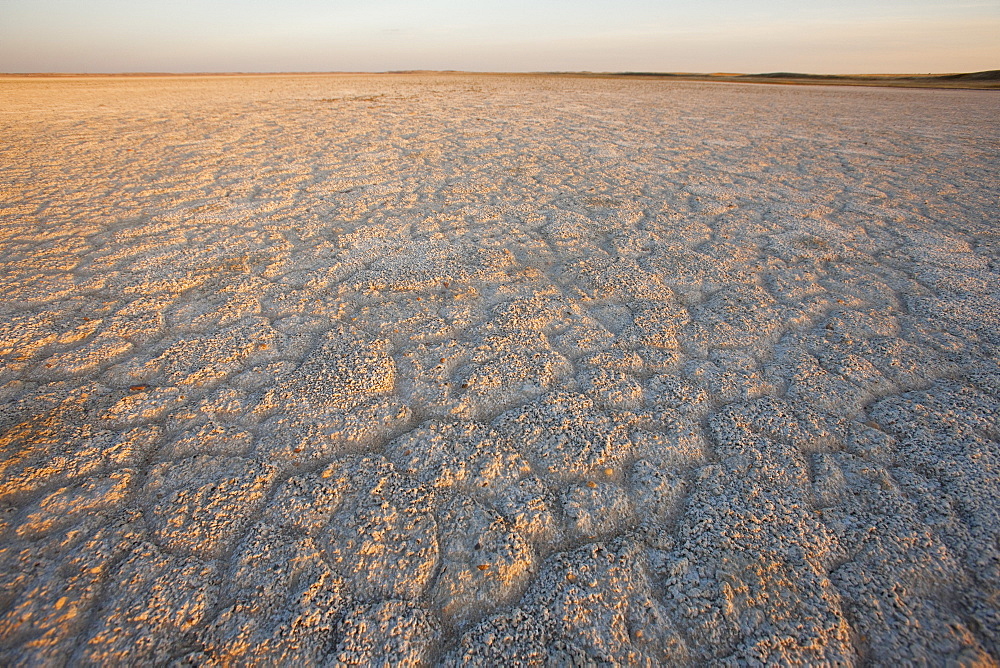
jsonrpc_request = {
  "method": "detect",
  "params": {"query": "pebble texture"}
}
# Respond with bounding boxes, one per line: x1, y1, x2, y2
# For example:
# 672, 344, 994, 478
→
1, 73, 998, 665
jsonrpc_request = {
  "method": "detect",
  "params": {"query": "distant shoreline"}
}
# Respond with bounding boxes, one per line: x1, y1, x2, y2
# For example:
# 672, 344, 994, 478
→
1, 69, 997, 90
597, 69, 1000, 90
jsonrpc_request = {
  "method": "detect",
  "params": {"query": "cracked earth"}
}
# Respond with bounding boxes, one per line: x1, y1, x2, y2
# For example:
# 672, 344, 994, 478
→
1, 74, 998, 665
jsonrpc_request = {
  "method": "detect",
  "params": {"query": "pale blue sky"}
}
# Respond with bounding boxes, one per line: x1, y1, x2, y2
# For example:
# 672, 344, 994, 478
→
2, 0, 997, 73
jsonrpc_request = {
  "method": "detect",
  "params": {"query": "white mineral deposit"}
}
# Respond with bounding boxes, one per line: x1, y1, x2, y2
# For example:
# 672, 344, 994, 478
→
1, 73, 998, 665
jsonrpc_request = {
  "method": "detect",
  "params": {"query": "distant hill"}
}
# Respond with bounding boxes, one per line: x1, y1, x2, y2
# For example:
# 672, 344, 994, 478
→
933, 70, 1000, 81
603, 69, 1000, 89
742, 72, 843, 80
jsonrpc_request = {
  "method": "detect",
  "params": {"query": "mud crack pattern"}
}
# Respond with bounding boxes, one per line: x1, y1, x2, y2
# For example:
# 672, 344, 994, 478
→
1, 74, 998, 665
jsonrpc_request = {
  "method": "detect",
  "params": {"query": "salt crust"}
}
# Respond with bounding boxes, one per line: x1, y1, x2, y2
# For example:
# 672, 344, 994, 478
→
0, 74, 998, 664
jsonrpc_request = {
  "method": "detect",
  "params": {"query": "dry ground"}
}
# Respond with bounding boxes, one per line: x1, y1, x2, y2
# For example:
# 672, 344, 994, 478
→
1, 74, 999, 665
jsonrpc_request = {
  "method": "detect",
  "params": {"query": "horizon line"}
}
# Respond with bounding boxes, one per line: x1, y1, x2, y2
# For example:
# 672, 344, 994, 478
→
3, 69, 998, 90
2, 68, 999, 76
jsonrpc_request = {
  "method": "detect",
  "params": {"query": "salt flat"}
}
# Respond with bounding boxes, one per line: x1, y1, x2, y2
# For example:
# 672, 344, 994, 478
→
0, 73, 998, 665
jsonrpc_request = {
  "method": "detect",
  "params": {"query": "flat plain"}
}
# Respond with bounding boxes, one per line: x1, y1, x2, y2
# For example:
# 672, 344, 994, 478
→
1, 73, 998, 665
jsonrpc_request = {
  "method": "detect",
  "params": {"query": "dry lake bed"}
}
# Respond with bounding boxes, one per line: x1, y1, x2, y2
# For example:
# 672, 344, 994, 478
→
1, 73, 998, 665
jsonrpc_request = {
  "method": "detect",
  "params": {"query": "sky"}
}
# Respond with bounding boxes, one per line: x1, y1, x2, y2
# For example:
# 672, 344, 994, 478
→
1, 0, 998, 74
